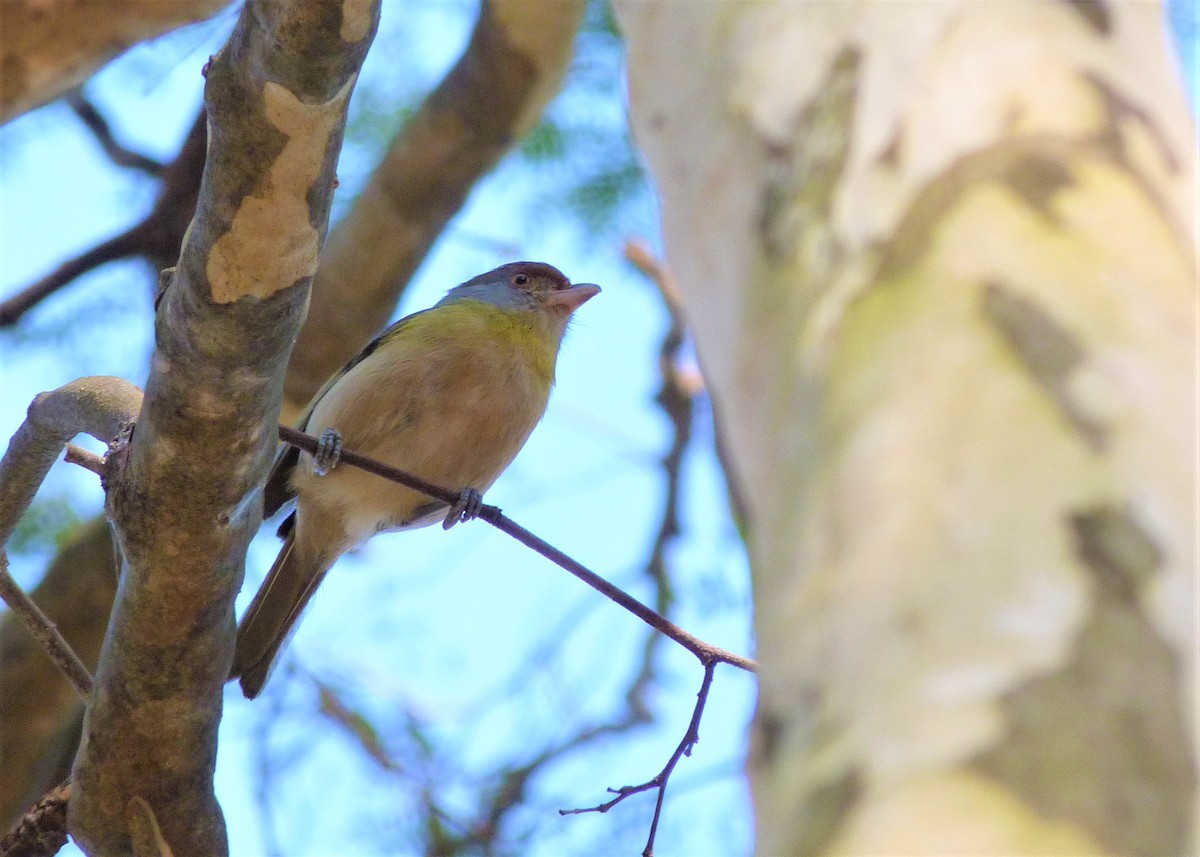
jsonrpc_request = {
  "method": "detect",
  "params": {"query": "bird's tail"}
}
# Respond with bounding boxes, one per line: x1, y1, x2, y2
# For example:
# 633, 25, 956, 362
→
231, 531, 328, 699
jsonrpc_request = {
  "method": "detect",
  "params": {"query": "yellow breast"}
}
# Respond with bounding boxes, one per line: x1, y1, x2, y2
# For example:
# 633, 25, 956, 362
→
292, 301, 560, 546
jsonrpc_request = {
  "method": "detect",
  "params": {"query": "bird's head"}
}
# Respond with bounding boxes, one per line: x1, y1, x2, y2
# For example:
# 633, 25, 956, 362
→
438, 262, 600, 339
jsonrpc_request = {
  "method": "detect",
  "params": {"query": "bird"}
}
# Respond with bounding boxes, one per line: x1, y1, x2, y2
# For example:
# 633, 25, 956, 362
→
230, 261, 600, 698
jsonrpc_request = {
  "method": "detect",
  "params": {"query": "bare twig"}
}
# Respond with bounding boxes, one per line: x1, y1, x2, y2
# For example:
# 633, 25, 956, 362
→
0, 557, 93, 699
0, 780, 70, 857
540, 241, 748, 856
276, 426, 756, 674
559, 661, 718, 857
624, 239, 685, 320
66, 90, 167, 176
624, 239, 751, 529
64, 444, 105, 476
0, 108, 206, 328
0, 522, 112, 829
0, 230, 145, 326
624, 237, 696, 717
270, 414, 751, 853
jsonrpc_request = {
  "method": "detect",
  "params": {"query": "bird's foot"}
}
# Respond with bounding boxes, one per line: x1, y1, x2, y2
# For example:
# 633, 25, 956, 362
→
312, 428, 344, 476
443, 488, 484, 530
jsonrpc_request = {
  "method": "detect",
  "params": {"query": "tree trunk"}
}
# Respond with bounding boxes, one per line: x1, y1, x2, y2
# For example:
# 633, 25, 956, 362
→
616, 1, 1197, 853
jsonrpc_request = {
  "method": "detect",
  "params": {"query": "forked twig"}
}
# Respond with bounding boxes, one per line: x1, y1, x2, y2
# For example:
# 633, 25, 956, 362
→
559, 660, 717, 857
273, 424, 754, 855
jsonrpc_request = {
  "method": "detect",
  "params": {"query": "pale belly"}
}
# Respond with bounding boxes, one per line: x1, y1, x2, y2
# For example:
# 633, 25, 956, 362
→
290, 334, 551, 549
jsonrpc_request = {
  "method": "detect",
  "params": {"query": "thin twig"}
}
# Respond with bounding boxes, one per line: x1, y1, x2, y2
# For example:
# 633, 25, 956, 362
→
624, 239, 751, 529
276, 426, 756, 674
0, 108, 206, 328
276, 408, 753, 855
559, 661, 718, 857
623, 237, 694, 714
64, 444, 105, 475
0, 553, 93, 698
624, 239, 685, 320
0, 229, 144, 326
66, 90, 166, 176
544, 241, 738, 856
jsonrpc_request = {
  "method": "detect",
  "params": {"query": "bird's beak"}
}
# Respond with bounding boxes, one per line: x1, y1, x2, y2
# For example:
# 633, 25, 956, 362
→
544, 282, 601, 313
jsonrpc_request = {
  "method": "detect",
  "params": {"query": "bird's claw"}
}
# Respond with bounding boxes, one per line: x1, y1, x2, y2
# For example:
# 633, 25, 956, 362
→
443, 488, 483, 530
313, 428, 344, 476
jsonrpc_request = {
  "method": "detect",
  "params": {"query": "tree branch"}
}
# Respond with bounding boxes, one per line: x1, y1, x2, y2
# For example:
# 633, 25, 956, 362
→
277, 425, 756, 674
67, 1, 380, 853
63, 444, 106, 475
0, 521, 115, 829
0, 566, 92, 700
66, 90, 166, 175
561, 661, 717, 857
625, 239, 750, 530
0, 107, 207, 328
0, 377, 142, 699
0, 780, 70, 857
0, 107, 205, 832
0, 229, 145, 327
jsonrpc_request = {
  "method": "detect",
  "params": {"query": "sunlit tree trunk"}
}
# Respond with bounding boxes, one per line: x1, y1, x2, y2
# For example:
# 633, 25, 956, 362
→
616, 1, 1197, 853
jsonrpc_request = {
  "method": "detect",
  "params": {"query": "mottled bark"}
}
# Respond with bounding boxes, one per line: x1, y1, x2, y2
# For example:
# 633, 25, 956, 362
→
1, 0, 587, 833
0, 111, 207, 830
616, 0, 1197, 853
65, 1, 379, 854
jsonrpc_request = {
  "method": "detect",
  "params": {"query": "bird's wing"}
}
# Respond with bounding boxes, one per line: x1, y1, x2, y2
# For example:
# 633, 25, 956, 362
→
262, 438, 301, 521
261, 310, 434, 520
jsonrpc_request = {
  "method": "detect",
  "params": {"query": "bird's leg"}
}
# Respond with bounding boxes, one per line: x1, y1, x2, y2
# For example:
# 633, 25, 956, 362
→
312, 428, 344, 476
443, 488, 484, 530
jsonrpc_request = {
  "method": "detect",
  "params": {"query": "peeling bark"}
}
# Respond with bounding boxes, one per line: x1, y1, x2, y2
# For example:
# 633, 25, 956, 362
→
66, 1, 379, 854
617, 0, 1197, 852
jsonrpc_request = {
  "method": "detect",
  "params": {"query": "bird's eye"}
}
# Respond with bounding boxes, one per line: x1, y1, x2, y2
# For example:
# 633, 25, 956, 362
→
513, 273, 530, 286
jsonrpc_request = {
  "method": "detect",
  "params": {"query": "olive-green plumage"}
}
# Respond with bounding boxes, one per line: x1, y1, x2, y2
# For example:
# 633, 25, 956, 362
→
231, 262, 599, 698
